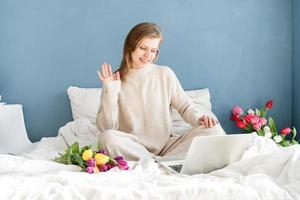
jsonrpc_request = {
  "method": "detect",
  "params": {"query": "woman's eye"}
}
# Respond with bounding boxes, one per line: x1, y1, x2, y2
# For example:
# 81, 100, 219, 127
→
140, 47, 146, 50
151, 50, 157, 53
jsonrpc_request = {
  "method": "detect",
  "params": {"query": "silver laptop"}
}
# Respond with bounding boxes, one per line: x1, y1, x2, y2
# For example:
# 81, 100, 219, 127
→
155, 133, 255, 175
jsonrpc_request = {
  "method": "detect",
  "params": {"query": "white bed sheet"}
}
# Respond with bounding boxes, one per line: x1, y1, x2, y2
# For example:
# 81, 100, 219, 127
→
1, 118, 300, 200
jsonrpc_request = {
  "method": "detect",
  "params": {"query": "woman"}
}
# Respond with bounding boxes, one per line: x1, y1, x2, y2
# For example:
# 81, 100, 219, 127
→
96, 22, 225, 161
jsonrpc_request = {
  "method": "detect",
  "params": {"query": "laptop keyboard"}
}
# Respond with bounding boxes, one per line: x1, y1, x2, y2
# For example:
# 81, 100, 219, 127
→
169, 164, 182, 173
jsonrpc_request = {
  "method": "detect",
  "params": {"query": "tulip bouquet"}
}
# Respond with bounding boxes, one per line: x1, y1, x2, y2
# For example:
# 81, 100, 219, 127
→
54, 142, 129, 173
231, 100, 298, 147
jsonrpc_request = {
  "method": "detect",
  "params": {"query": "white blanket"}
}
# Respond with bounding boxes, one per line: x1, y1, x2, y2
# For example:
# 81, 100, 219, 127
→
1, 118, 300, 200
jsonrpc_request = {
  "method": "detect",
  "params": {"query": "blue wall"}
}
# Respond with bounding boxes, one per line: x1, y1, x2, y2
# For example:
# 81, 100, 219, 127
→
0, 0, 293, 142
293, 0, 300, 137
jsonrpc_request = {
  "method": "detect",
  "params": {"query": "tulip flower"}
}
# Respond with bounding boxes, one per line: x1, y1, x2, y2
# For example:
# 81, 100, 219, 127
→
247, 109, 255, 115
87, 158, 96, 167
264, 131, 272, 138
230, 114, 240, 121
243, 115, 252, 124
97, 149, 108, 155
95, 153, 110, 165
232, 106, 243, 116
263, 126, 271, 133
253, 122, 262, 131
280, 127, 292, 135
86, 166, 94, 174
82, 149, 93, 161
98, 164, 108, 172
236, 121, 247, 128
117, 159, 129, 170
250, 116, 260, 124
265, 100, 273, 110
274, 135, 283, 143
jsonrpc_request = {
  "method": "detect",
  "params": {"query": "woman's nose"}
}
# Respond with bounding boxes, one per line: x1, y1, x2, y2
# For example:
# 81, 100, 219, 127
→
144, 50, 150, 57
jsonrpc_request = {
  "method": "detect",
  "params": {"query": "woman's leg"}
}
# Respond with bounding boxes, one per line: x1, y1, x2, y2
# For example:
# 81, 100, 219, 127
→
160, 124, 226, 156
99, 129, 154, 161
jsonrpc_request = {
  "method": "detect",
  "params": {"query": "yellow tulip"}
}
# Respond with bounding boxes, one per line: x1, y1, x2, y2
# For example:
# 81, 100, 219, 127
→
82, 149, 93, 161
95, 153, 110, 165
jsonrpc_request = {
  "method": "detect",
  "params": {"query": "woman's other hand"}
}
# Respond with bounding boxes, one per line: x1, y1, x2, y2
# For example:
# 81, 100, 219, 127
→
198, 115, 219, 128
97, 63, 120, 83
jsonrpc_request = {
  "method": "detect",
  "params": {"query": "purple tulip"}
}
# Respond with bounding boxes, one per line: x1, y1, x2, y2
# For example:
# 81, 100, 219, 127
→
105, 163, 116, 170
114, 156, 124, 161
117, 159, 129, 170
86, 158, 96, 167
86, 166, 94, 174
97, 149, 108, 155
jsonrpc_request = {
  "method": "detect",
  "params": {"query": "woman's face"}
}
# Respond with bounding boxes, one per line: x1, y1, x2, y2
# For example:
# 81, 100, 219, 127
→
130, 37, 161, 69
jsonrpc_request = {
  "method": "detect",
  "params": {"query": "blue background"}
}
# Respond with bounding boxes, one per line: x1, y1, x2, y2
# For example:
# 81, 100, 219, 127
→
293, 0, 300, 136
0, 0, 298, 142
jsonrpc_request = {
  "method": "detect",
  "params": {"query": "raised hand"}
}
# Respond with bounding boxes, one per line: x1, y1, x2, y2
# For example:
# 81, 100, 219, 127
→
97, 63, 120, 83
198, 115, 219, 128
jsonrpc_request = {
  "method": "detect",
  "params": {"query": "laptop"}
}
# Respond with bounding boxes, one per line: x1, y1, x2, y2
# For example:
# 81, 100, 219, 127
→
155, 133, 255, 175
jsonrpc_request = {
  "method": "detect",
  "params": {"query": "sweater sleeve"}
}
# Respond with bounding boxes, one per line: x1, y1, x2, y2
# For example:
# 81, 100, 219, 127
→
96, 80, 121, 131
169, 69, 199, 126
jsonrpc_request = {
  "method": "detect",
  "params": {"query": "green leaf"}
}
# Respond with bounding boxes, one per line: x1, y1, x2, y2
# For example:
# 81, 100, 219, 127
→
243, 125, 253, 133
260, 107, 267, 118
257, 129, 264, 136
280, 140, 291, 147
292, 139, 299, 145
292, 127, 297, 140
268, 117, 278, 133
71, 154, 85, 168
70, 142, 80, 154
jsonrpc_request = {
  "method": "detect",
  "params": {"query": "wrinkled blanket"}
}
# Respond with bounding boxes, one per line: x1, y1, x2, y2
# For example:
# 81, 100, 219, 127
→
0, 118, 300, 200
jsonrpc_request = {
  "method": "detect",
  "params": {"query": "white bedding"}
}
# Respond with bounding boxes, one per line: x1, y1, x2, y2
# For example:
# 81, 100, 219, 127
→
1, 118, 300, 200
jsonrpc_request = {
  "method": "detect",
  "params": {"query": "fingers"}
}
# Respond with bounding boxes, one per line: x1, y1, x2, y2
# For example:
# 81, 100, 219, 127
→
115, 71, 120, 80
98, 63, 120, 82
108, 64, 113, 77
198, 115, 219, 128
97, 70, 104, 81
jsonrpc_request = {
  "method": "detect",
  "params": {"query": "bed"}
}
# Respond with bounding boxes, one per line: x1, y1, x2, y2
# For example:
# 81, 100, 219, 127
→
1, 87, 300, 200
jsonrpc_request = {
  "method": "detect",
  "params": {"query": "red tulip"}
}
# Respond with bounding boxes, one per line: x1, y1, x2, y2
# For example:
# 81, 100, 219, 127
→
230, 114, 240, 121
280, 127, 292, 135
236, 121, 247, 128
243, 115, 252, 124
265, 100, 273, 110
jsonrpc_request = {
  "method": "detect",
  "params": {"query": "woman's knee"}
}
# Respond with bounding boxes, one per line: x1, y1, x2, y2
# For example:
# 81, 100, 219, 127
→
191, 124, 226, 136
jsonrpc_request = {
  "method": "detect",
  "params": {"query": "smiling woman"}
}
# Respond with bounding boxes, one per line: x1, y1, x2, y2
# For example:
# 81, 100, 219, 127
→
95, 22, 226, 161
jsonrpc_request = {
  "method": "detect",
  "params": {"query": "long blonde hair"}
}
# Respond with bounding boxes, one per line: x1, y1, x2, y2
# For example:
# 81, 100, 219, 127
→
118, 22, 163, 80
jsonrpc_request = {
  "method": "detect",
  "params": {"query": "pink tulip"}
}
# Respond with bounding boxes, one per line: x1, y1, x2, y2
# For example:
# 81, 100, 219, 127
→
266, 100, 273, 110
87, 158, 96, 167
250, 116, 260, 124
253, 122, 262, 130
86, 166, 94, 174
280, 127, 292, 135
259, 118, 267, 125
232, 106, 243, 116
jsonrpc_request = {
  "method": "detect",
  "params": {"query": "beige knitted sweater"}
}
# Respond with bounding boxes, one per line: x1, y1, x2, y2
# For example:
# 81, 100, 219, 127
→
96, 63, 199, 155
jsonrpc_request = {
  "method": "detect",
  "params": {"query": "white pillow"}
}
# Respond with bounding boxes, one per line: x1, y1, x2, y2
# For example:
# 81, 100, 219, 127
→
67, 86, 213, 131
67, 86, 101, 123
171, 88, 214, 134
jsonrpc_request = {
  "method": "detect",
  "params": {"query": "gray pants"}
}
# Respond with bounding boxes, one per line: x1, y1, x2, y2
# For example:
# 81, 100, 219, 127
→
99, 124, 226, 161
